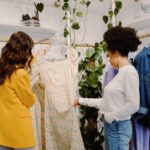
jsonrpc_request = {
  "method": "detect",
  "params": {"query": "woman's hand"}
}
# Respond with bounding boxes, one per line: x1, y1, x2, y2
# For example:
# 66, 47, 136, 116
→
73, 99, 80, 107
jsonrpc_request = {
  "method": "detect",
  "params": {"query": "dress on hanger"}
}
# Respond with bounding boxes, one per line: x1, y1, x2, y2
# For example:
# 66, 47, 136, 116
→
30, 47, 85, 150
30, 56, 45, 150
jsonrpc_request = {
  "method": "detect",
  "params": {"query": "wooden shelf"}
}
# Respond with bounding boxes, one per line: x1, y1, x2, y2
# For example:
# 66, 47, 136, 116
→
0, 24, 56, 43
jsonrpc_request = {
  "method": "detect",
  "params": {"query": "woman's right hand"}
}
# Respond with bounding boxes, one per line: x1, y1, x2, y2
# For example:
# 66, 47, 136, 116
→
73, 99, 80, 107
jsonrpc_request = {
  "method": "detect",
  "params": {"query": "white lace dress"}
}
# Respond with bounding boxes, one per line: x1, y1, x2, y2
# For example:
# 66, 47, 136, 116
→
31, 48, 85, 150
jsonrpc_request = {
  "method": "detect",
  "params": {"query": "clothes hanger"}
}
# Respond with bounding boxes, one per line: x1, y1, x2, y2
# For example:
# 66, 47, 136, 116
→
43, 34, 68, 62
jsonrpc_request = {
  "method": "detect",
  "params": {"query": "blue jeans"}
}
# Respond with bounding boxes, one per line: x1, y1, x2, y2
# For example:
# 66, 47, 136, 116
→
104, 120, 132, 150
0, 146, 34, 150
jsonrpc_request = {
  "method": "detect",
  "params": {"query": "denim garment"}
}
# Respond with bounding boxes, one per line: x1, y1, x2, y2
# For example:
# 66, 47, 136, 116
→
132, 47, 150, 150
134, 47, 150, 112
104, 120, 132, 150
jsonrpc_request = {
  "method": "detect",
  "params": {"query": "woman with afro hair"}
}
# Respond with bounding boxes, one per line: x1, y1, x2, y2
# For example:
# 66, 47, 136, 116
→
74, 26, 141, 150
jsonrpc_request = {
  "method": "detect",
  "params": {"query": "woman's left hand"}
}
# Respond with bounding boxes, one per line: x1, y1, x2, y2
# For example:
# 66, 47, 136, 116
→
73, 99, 80, 107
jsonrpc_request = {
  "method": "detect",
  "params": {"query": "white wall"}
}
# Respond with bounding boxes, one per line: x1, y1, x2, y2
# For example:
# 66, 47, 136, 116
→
0, 0, 110, 44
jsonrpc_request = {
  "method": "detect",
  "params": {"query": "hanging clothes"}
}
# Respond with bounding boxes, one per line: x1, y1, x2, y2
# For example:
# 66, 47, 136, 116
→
102, 60, 118, 89
132, 120, 150, 150
31, 47, 85, 150
134, 47, 150, 110
30, 57, 45, 150
132, 46, 150, 150
32, 80, 46, 150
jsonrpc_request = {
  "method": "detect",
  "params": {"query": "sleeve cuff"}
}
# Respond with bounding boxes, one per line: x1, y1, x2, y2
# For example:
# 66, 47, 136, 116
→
79, 98, 84, 105
104, 113, 115, 124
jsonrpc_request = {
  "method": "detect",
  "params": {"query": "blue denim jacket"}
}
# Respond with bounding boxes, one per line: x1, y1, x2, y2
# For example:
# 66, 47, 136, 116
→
134, 47, 150, 115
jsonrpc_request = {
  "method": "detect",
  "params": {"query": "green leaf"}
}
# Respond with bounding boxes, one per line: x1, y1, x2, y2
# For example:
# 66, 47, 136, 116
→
71, 22, 80, 30
96, 65, 103, 75
79, 89, 85, 97
108, 10, 113, 18
95, 46, 103, 54
103, 15, 108, 24
86, 1, 91, 7
78, 81, 88, 88
64, 0, 69, 2
80, 1, 85, 6
64, 28, 69, 37
78, 60, 87, 72
114, 8, 119, 16
86, 66, 96, 72
87, 73, 98, 88
94, 53, 100, 60
62, 2, 69, 11
86, 48, 94, 58
36, 3, 44, 12
118, 21, 122, 26
62, 16, 67, 20
73, 8, 76, 14
95, 42, 99, 47
107, 23, 112, 29
115, 0, 122, 9
102, 42, 108, 53
76, 11, 83, 17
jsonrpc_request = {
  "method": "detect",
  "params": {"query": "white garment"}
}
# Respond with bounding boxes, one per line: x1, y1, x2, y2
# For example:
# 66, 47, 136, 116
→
31, 48, 84, 150
30, 62, 44, 150
79, 65, 140, 124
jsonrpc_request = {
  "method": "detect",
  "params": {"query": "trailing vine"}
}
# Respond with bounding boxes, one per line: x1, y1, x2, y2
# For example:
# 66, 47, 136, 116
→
78, 42, 107, 150
78, 1, 122, 148
56, 0, 123, 149
102, 0, 122, 28
57, 0, 91, 44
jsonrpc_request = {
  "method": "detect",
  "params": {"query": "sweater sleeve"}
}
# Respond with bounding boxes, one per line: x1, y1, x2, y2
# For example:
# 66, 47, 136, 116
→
105, 71, 140, 123
79, 97, 103, 109
12, 69, 35, 108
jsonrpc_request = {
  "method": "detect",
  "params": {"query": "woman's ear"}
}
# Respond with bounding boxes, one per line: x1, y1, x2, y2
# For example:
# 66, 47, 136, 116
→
106, 52, 109, 57
114, 50, 119, 57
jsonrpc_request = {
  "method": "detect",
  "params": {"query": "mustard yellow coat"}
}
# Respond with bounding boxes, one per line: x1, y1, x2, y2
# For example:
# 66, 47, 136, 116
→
0, 69, 35, 148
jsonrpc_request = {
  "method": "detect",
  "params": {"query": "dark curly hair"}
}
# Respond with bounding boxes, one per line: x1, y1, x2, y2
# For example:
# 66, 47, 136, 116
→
0, 31, 34, 85
103, 26, 141, 56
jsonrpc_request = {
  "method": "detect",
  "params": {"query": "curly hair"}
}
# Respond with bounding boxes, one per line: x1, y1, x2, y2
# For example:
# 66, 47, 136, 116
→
103, 26, 141, 56
0, 31, 34, 85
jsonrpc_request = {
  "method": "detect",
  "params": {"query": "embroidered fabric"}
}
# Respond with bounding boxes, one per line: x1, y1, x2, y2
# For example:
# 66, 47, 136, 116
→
30, 48, 84, 150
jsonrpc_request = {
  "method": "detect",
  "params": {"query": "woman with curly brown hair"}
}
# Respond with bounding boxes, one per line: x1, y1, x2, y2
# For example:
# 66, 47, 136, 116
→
74, 26, 141, 150
0, 31, 35, 150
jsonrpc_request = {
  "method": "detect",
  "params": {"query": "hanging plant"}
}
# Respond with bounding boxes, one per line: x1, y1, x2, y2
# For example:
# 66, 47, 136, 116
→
21, 2, 44, 27
78, 41, 107, 150
57, 0, 123, 150
33, 2, 44, 21
60, 0, 91, 44
77, 1, 123, 149
102, 0, 122, 28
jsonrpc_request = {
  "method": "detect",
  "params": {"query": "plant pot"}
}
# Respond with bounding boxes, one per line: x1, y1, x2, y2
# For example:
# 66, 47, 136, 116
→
21, 19, 40, 27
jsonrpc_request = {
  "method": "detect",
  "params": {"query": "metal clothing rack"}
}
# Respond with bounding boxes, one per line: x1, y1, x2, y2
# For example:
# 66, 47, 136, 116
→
138, 33, 150, 39
0, 32, 150, 46
74, 33, 150, 48
0, 37, 51, 45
